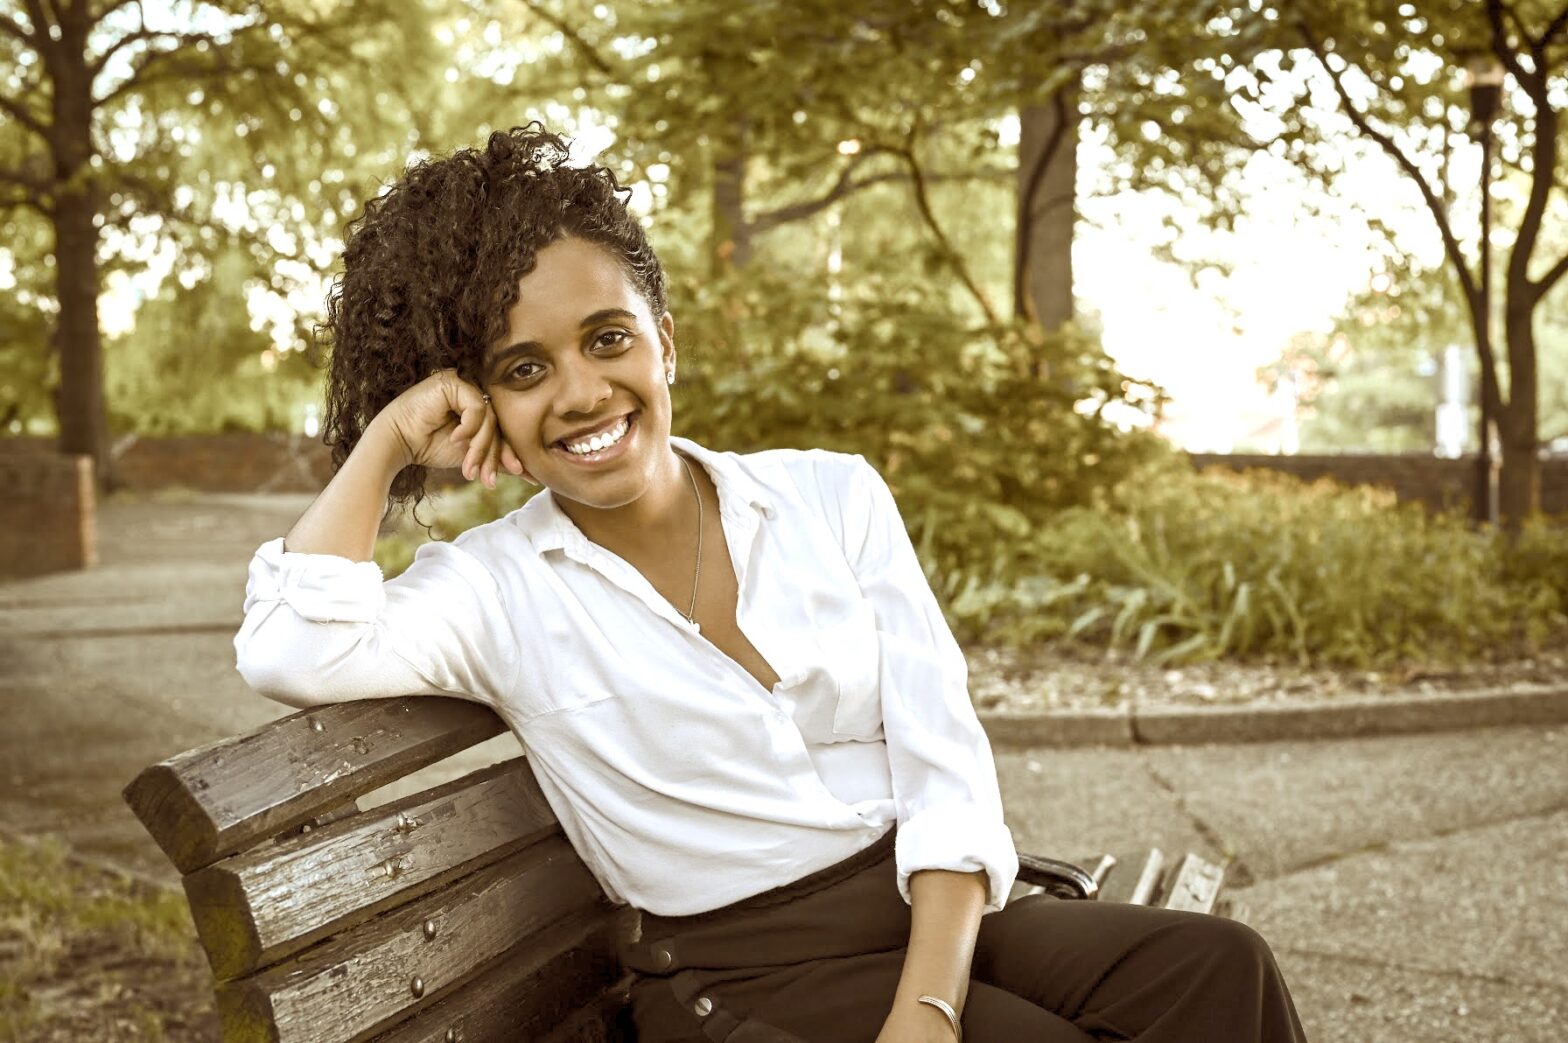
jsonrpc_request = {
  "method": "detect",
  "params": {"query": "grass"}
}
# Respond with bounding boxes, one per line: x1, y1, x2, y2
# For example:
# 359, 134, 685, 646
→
0, 834, 215, 1042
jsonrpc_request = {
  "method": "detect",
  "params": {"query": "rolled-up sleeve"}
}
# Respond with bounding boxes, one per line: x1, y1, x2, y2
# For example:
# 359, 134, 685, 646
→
233, 536, 518, 709
835, 455, 1018, 913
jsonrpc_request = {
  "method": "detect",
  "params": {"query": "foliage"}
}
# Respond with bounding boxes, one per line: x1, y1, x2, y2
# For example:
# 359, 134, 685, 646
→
104, 248, 322, 435
375, 262, 1170, 584
0, 0, 511, 437
943, 463, 1568, 666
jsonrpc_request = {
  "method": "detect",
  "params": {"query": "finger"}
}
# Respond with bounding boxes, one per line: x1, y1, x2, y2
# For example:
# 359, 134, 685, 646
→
463, 408, 495, 481
499, 439, 524, 476
484, 430, 504, 489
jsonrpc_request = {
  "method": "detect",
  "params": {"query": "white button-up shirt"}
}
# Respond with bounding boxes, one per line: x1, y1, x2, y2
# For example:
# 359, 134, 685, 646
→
234, 437, 1018, 916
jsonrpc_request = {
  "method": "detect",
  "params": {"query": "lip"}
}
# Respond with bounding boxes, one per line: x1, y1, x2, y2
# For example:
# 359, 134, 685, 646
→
551, 411, 637, 467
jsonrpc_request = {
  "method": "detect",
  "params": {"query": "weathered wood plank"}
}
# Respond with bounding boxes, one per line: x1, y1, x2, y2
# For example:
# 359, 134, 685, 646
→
185, 756, 558, 980
123, 697, 506, 873
1161, 853, 1226, 914
215, 835, 610, 1043
537, 985, 637, 1043
1126, 848, 1166, 906
371, 907, 636, 1043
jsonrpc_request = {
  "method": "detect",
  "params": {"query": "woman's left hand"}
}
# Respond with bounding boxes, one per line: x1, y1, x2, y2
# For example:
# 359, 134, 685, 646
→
874, 1001, 960, 1043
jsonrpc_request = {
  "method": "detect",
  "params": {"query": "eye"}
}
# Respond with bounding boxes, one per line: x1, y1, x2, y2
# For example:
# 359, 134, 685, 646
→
506, 360, 541, 382
592, 329, 632, 351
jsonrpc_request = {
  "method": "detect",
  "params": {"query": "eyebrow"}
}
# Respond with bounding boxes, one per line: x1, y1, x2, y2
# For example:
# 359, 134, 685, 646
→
486, 308, 640, 370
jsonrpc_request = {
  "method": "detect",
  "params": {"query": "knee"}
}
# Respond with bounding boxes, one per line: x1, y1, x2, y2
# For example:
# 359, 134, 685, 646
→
1176, 913, 1278, 973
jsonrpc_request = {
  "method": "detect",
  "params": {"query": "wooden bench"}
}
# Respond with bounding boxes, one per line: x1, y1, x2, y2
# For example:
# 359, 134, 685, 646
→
122, 697, 1230, 1042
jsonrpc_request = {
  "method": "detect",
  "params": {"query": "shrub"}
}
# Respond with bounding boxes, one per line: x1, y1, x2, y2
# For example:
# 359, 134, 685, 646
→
946, 463, 1568, 667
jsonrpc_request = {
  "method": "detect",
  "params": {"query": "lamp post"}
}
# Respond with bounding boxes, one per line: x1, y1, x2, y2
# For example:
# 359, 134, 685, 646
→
1464, 52, 1504, 524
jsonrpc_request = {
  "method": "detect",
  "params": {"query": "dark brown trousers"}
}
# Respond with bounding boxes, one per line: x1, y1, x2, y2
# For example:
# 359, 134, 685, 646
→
620, 827, 1307, 1042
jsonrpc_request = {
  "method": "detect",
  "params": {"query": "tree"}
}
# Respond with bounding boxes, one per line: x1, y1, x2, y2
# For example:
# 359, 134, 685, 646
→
0, 0, 451, 486
1203, 0, 1568, 525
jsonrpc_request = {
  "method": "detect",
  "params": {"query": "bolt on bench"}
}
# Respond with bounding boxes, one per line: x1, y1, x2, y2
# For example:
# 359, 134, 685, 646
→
123, 697, 1232, 1042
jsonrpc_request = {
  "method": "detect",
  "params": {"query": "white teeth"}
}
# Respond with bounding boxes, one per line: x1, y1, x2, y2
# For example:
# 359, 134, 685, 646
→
564, 416, 629, 455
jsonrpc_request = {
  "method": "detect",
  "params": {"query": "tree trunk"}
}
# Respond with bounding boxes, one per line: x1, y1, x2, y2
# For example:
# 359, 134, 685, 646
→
50, 12, 112, 490
711, 122, 750, 277
1497, 306, 1540, 526
1014, 75, 1079, 331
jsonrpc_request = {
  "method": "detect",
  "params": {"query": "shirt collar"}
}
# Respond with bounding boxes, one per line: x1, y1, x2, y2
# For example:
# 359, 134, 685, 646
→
510, 434, 776, 557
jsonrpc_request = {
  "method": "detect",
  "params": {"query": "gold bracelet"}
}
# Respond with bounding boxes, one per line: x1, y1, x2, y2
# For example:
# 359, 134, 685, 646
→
916, 995, 962, 1042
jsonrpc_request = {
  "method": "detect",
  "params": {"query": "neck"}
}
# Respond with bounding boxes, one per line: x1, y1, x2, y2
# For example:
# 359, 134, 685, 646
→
557, 446, 704, 557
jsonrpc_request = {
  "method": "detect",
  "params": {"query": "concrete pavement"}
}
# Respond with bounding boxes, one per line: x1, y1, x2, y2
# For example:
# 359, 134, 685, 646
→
1, 490, 1565, 1041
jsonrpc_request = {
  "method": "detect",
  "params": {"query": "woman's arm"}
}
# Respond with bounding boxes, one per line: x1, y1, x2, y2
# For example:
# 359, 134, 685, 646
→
877, 868, 987, 1042
288, 366, 509, 560
235, 376, 518, 708
825, 453, 1020, 912
284, 413, 409, 561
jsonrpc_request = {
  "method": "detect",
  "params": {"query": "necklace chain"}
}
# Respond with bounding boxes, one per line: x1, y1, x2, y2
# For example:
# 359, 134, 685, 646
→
678, 453, 703, 623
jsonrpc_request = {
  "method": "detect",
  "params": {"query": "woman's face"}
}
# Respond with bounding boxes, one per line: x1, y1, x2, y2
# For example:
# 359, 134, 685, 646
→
482, 236, 676, 512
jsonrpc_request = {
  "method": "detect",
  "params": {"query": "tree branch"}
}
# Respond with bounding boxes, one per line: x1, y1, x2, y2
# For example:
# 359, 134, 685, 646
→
0, 10, 37, 44
1486, 0, 1560, 308
749, 165, 1009, 234
0, 90, 51, 141
518, 0, 615, 76
1540, 2, 1568, 47
1297, 20, 1502, 417
90, 27, 224, 77
1484, 0, 1541, 93
1534, 251, 1568, 297
1296, 23, 1478, 307
747, 148, 888, 232
895, 121, 999, 327
21, 0, 56, 57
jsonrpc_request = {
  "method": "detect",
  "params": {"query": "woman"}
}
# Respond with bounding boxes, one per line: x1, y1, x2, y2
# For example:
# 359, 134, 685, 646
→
234, 125, 1307, 1042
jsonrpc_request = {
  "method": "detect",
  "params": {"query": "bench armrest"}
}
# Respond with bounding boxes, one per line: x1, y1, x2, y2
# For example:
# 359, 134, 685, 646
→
1016, 852, 1099, 901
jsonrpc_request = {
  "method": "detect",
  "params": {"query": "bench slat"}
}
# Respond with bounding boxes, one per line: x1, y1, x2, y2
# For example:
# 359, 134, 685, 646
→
1161, 853, 1226, 914
215, 834, 610, 1043
123, 697, 506, 872
185, 756, 557, 980
537, 987, 637, 1043
371, 908, 635, 1043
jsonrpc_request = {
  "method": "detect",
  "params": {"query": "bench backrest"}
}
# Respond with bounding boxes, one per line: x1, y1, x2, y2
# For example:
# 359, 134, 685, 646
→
123, 696, 635, 1043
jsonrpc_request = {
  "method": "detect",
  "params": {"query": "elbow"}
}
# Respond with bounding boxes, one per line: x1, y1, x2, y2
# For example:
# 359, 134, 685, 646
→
234, 653, 330, 709
234, 619, 336, 709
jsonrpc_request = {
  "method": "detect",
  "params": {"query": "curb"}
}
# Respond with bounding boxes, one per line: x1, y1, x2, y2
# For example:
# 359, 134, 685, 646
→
979, 684, 1568, 748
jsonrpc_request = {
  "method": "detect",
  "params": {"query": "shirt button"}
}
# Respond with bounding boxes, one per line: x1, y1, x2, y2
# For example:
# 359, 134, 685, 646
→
652, 945, 673, 970
772, 710, 787, 723
693, 996, 714, 1017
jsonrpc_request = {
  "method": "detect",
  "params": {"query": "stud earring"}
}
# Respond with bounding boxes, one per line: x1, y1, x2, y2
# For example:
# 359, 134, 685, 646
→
666, 370, 676, 385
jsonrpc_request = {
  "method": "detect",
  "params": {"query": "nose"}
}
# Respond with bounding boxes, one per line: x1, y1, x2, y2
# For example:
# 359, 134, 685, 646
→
553, 353, 613, 417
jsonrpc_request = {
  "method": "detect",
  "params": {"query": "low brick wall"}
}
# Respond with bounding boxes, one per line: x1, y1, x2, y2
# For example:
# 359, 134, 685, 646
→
108, 433, 337, 493
4, 435, 1565, 516
0, 447, 96, 578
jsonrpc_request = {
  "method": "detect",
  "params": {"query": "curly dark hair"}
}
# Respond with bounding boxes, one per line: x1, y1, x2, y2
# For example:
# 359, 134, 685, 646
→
319, 123, 667, 517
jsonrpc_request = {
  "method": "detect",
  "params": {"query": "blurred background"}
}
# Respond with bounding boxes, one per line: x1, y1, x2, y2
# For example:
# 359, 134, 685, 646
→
3, 1, 1568, 1040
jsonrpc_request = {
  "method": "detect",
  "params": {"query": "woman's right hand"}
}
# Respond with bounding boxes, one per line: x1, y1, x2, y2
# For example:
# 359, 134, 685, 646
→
371, 368, 533, 489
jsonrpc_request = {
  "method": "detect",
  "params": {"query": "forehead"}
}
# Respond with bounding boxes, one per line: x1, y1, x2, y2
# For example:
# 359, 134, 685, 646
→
503, 238, 644, 333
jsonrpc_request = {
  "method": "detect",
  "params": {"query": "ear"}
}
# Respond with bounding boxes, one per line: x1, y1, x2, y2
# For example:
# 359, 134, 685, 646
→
659, 311, 676, 374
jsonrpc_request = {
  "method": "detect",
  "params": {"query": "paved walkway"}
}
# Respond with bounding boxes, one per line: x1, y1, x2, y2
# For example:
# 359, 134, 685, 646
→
1, 491, 1564, 1041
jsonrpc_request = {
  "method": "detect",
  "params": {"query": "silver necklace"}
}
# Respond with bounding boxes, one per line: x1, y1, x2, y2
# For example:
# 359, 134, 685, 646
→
678, 453, 703, 623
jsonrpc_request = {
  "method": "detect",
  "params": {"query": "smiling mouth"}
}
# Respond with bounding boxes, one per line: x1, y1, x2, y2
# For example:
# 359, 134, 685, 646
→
553, 411, 636, 458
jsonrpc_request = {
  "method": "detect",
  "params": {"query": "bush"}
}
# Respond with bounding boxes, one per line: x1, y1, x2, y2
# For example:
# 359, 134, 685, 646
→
378, 267, 1168, 587
945, 463, 1568, 667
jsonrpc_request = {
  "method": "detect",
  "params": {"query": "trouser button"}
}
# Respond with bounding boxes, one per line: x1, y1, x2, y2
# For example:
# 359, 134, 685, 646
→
693, 996, 713, 1017
652, 944, 674, 970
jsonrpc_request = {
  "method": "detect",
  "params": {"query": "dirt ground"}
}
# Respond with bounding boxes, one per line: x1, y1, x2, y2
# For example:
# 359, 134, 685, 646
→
0, 835, 215, 1043
966, 642, 1568, 713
